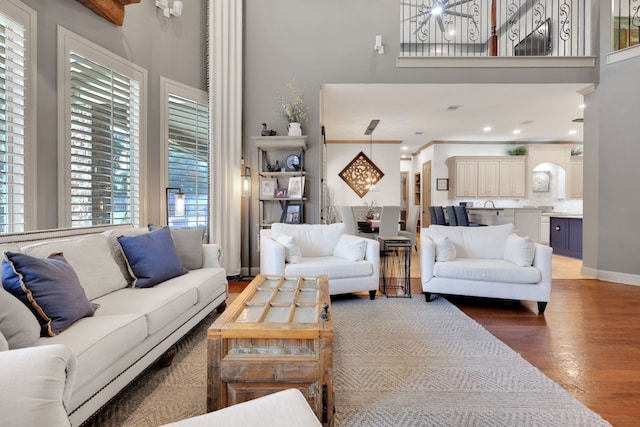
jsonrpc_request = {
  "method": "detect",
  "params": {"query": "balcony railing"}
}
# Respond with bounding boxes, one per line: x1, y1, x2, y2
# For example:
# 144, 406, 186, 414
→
400, 0, 589, 57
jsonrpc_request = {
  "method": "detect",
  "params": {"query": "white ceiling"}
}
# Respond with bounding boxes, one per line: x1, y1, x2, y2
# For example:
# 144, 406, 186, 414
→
321, 83, 588, 158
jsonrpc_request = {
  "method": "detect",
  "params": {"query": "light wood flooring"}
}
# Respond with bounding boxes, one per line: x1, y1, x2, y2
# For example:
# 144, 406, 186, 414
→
230, 251, 640, 426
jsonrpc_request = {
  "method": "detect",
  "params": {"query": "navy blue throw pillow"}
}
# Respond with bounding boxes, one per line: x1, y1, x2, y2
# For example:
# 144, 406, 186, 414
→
2, 252, 97, 337
117, 226, 187, 288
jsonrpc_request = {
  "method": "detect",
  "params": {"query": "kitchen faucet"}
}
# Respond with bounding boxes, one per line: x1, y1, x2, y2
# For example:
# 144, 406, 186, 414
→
484, 200, 496, 208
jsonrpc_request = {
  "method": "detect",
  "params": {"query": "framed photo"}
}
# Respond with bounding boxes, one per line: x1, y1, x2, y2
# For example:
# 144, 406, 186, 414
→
274, 188, 288, 198
260, 178, 277, 198
436, 178, 449, 191
284, 203, 302, 224
287, 176, 304, 199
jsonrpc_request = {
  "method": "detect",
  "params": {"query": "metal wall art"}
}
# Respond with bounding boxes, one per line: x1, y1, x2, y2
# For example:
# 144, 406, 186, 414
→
339, 151, 385, 198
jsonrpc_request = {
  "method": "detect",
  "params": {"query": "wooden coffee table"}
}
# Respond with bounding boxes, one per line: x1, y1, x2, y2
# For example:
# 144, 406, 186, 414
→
207, 274, 333, 426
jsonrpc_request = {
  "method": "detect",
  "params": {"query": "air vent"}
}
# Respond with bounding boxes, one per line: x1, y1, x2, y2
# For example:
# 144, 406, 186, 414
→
519, 120, 534, 125
446, 105, 461, 111
572, 118, 584, 123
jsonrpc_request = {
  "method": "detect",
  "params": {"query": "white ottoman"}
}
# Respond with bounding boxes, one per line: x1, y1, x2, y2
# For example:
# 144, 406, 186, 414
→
161, 388, 322, 427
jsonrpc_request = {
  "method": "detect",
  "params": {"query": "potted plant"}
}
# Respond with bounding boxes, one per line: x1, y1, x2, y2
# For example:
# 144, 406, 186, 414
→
279, 79, 308, 136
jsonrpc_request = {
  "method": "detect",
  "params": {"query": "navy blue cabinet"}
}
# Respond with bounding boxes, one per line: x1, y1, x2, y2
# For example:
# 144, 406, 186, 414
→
550, 217, 583, 259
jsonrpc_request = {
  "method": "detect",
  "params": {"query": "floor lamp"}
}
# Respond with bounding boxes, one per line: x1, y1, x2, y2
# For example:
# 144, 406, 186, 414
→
241, 167, 253, 278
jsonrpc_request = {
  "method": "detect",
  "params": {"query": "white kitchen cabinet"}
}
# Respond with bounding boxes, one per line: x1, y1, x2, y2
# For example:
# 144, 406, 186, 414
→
477, 161, 499, 197
448, 156, 525, 199
569, 157, 583, 199
499, 160, 526, 198
449, 159, 477, 198
540, 215, 550, 245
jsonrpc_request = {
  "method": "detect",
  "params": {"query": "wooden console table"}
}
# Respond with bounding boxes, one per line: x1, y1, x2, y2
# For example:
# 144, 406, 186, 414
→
207, 275, 333, 426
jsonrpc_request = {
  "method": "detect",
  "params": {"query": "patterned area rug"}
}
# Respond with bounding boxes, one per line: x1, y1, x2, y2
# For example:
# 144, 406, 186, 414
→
85, 295, 611, 426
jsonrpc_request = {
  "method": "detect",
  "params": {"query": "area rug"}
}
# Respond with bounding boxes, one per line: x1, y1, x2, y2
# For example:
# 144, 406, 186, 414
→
84, 296, 611, 426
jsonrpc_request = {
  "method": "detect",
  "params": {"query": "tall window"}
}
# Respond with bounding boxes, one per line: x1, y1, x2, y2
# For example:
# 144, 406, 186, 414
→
59, 28, 146, 228
0, 1, 35, 234
162, 78, 209, 231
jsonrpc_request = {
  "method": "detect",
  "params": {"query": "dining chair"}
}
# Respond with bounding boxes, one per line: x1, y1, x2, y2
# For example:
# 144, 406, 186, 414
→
398, 208, 420, 250
445, 206, 458, 226
339, 206, 358, 235
378, 205, 401, 236
431, 206, 448, 226
453, 206, 486, 227
428, 206, 437, 225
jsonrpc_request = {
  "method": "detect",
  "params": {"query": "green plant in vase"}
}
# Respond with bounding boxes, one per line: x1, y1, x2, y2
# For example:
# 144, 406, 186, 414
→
279, 79, 308, 136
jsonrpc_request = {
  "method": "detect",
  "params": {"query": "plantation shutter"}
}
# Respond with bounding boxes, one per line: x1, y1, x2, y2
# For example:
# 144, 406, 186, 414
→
0, 14, 26, 233
167, 94, 209, 230
68, 51, 141, 227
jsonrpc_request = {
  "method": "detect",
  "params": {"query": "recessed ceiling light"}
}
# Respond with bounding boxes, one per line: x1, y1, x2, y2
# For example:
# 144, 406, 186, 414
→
513, 129, 521, 134
568, 130, 577, 135
579, 103, 586, 109
483, 126, 492, 132
402, 146, 408, 150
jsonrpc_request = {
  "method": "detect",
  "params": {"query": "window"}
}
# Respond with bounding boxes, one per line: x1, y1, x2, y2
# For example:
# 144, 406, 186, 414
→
161, 78, 209, 231
0, 0, 35, 233
59, 28, 147, 228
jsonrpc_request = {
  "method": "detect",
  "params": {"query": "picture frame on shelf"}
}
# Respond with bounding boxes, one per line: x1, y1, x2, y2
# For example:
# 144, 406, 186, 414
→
274, 188, 288, 198
287, 176, 304, 199
284, 203, 302, 224
436, 178, 449, 191
260, 178, 277, 198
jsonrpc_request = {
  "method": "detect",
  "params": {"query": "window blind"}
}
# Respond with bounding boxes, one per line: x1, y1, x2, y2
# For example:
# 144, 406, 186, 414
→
68, 51, 141, 227
167, 94, 209, 230
0, 14, 26, 233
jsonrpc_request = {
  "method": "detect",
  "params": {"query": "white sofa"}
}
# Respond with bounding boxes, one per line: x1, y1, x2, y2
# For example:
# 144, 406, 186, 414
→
420, 223, 552, 314
0, 224, 228, 426
260, 223, 380, 299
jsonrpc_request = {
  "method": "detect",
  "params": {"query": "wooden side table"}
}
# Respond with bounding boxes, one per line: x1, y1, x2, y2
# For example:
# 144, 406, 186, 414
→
378, 236, 412, 298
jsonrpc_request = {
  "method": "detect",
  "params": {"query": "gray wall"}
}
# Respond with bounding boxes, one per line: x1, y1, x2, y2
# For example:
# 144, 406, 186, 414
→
582, 0, 640, 277
244, 0, 596, 269
21, 0, 207, 229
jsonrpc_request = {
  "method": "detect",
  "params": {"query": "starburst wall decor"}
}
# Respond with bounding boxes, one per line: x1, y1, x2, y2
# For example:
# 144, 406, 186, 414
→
339, 151, 385, 198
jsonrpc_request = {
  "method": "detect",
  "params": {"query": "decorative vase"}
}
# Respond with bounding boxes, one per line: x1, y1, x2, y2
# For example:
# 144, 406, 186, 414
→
287, 122, 302, 136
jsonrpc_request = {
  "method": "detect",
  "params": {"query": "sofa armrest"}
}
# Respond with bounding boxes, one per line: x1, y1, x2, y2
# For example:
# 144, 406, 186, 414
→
363, 237, 380, 280
533, 243, 553, 293
202, 243, 223, 268
420, 233, 436, 283
259, 229, 286, 275
0, 344, 76, 426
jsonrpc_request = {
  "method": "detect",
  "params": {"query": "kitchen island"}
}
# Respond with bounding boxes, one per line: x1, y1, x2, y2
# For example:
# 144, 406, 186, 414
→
467, 207, 542, 243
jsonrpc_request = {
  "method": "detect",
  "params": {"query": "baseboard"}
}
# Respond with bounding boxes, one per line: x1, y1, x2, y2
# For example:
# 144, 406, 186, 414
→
581, 266, 640, 286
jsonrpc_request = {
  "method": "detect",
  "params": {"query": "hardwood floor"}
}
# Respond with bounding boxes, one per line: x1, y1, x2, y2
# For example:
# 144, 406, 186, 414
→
230, 255, 640, 426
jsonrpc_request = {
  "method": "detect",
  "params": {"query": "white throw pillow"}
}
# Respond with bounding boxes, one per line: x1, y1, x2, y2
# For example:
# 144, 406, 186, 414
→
275, 234, 302, 264
504, 233, 535, 267
434, 236, 456, 262
333, 234, 367, 261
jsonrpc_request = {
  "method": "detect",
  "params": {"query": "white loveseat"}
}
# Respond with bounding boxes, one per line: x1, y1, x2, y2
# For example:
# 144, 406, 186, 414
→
420, 223, 552, 314
0, 224, 228, 426
260, 223, 380, 299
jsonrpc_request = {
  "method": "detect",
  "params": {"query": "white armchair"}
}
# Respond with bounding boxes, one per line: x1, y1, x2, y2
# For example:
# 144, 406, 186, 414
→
260, 223, 380, 299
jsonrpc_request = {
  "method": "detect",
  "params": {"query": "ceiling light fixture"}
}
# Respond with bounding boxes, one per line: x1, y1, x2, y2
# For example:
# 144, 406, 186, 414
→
513, 129, 521, 134
483, 126, 492, 132
568, 130, 577, 135
579, 103, 586, 109
365, 120, 380, 191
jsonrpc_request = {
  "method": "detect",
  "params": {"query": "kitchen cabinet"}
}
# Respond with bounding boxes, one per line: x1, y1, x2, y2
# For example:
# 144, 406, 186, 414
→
540, 215, 550, 245
447, 156, 526, 199
477, 161, 499, 197
568, 157, 583, 199
499, 160, 526, 197
455, 160, 477, 197
550, 217, 583, 259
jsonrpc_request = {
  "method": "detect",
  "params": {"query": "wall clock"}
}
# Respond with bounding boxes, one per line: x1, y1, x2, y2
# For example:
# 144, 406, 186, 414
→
286, 154, 301, 171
